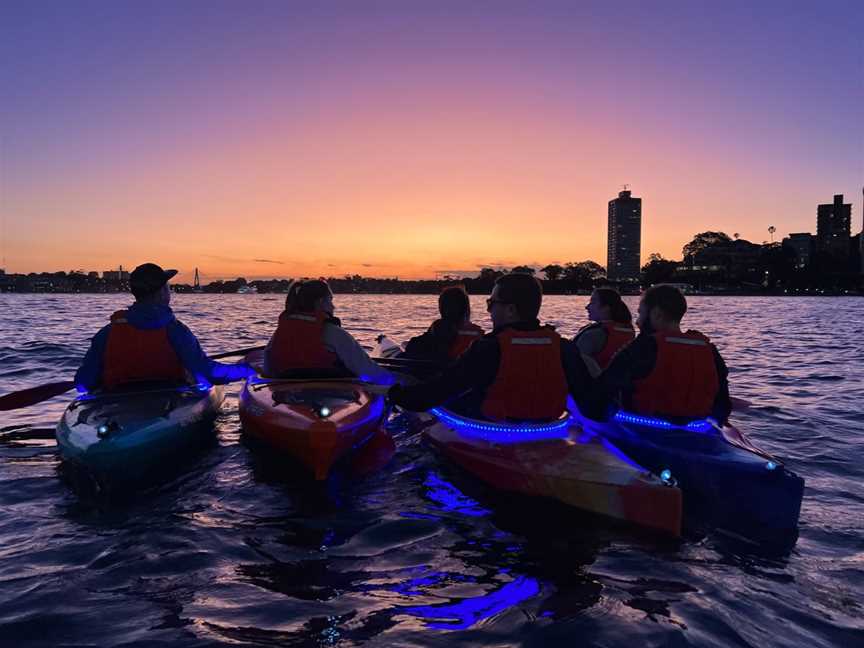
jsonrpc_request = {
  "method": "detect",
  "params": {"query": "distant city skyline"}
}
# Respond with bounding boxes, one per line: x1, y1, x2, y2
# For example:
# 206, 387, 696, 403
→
1, 1, 861, 281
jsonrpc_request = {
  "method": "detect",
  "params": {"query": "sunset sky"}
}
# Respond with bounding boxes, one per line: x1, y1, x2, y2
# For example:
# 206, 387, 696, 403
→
1, 1, 861, 281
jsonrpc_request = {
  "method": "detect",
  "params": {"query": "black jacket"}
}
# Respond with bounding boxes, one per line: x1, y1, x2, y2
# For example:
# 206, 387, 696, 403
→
591, 331, 732, 423
388, 320, 591, 416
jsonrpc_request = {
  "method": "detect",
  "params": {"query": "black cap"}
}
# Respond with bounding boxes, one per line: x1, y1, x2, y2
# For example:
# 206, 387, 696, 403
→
130, 263, 178, 297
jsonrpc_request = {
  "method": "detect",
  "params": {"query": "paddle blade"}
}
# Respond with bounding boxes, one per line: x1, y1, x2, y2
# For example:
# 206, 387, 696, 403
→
0, 381, 75, 411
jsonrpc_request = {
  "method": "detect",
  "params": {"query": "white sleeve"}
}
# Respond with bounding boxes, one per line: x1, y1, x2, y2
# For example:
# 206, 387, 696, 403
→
322, 324, 396, 385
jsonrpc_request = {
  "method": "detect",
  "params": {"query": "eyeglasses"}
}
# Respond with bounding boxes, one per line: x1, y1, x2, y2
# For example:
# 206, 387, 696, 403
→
486, 298, 510, 310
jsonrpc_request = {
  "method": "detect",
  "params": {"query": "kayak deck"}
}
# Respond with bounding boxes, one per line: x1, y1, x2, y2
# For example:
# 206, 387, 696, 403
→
239, 378, 388, 479
55, 384, 224, 487
424, 410, 682, 536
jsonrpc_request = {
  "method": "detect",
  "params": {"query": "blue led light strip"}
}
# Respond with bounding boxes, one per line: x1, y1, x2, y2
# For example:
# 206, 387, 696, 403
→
613, 410, 715, 433
430, 408, 571, 443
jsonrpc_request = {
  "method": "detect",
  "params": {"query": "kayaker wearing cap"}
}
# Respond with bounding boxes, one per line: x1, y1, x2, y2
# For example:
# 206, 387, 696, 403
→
401, 285, 484, 366
264, 279, 395, 385
574, 288, 635, 377
75, 263, 255, 393
388, 273, 589, 420
598, 284, 731, 422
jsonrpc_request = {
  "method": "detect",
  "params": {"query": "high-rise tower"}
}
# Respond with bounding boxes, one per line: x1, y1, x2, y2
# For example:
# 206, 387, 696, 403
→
607, 188, 642, 282
816, 194, 851, 262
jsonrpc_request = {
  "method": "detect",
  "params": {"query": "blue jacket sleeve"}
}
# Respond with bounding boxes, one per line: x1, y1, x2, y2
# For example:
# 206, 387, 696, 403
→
74, 325, 112, 393
167, 321, 253, 385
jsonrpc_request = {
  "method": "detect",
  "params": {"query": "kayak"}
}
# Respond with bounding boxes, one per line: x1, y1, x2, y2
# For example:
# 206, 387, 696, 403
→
423, 408, 683, 536
55, 384, 224, 488
239, 377, 389, 480
574, 407, 805, 543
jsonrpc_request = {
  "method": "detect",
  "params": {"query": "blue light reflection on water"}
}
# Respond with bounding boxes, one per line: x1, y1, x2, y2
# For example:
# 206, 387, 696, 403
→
401, 576, 542, 630
422, 472, 490, 518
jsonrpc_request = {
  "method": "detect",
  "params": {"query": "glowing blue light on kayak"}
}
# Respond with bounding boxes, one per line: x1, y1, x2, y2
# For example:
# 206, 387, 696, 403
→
766, 460, 778, 470
319, 406, 331, 418
613, 411, 715, 433
660, 468, 674, 486
429, 408, 571, 444
97, 424, 108, 434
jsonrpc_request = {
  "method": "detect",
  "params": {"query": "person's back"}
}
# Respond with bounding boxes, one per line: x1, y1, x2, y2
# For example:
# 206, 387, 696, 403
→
75, 263, 253, 393
264, 280, 394, 384
402, 285, 484, 365
390, 273, 585, 421
573, 288, 635, 377
598, 284, 730, 421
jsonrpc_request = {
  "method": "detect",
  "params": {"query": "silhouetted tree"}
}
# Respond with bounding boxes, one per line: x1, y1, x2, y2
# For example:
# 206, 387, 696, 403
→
641, 253, 680, 286
563, 260, 605, 290
510, 265, 536, 275
540, 264, 564, 281
682, 232, 733, 263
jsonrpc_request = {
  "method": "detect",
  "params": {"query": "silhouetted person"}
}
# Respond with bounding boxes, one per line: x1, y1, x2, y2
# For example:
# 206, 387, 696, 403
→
402, 285, 484, 366
389, 273, 589, 420
264, 279, 395, 384
598, 284, 731, 422
573, 287, 635, 377
75, 263, 253, 392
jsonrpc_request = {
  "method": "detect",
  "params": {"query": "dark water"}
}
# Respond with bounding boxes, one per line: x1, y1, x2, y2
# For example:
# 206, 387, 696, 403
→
1, 294, 861, 647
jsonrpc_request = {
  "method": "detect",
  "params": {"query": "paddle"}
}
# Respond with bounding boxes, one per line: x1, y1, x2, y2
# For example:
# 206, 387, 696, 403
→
0, 381, 76, 412
0, 345, 267, 412
250, 376, 393, 395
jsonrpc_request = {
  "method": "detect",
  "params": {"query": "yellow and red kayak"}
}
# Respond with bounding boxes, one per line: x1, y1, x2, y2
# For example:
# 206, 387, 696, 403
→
239, 377, 389, 480
423, 408, 682, 536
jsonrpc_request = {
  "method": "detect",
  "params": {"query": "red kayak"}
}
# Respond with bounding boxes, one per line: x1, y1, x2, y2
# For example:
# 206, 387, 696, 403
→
424, 408, 682, 536
239, 376, 389, 480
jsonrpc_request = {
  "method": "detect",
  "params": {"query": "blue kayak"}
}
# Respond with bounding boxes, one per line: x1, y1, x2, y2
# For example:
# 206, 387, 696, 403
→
574, 407, 804, 544
56, 384, 224, 488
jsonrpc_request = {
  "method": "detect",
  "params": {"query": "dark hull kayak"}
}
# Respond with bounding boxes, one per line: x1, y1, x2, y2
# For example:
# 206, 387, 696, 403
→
56, 385, 224, 488
576, 409, 804, 544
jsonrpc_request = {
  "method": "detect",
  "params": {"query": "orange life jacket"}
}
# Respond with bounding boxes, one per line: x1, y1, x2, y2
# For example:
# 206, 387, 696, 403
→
101, 310, 187, 390
448, 322, 484, 359
594, 321, 635, 369
630, 330, 720, 418
265, 311, 339, 376
482, 326, 569, 421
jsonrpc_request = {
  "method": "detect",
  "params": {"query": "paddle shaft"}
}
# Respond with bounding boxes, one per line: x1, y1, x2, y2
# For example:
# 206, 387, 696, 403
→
0, 345, 265, 411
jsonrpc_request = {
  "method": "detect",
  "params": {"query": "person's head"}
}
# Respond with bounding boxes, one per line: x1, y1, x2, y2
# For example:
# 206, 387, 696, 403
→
284, 280, 303, 312
638, 284, 687, 333
129, 263, 177, 306
487, 273, 543, 328
587, 288, 632, 326
295, 279, 334, 315
438, 285, 471, 325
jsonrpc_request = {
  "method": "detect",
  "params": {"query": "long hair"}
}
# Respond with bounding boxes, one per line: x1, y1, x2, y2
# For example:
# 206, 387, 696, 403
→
593, 287, 632, 326
292, 279, 331, 313
284, 280, 303, 312
434, 285, 471, 343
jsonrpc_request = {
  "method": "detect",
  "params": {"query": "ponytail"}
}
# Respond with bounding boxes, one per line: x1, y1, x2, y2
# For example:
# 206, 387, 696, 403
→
593, 288, 632, 326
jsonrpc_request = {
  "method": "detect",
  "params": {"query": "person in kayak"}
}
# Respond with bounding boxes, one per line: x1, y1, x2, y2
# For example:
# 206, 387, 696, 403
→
597, 284, 731, 422
74, 263, 254, 393
401, 285, 484, 366
264, 279, 395, 385
573, 288, 635, 377
388, 273, 589, 420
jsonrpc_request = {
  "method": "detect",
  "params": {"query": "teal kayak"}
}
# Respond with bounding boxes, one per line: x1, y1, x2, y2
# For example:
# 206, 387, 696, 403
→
55, 384, 224, 488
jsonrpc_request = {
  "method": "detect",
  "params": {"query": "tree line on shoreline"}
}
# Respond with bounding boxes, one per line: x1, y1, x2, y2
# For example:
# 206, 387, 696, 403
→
2, 231, 861, 294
